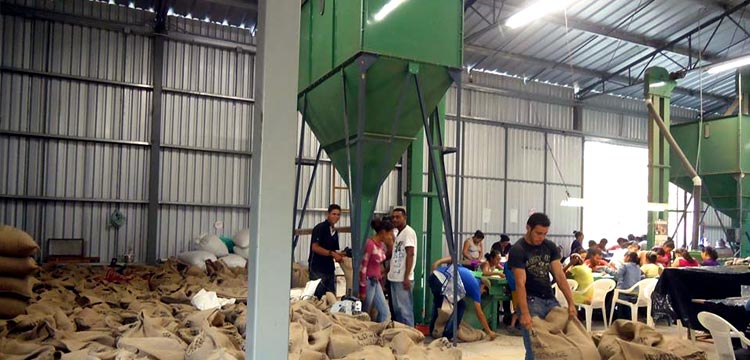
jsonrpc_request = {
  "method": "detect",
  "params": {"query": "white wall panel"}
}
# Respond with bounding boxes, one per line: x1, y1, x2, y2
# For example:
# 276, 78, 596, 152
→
507, 129, 545, 181
546, 134, 583, 186
462, 123, 504, 178
505, 181, 545, 235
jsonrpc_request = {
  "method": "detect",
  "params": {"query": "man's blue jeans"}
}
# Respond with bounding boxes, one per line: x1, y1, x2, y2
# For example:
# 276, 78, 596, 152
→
365, 277, 390, 322
520, 296, 560, 360
390, 281, 415, 326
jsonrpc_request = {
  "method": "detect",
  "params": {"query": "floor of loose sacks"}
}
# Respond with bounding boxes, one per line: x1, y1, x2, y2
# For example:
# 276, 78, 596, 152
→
454, 322, 719, 360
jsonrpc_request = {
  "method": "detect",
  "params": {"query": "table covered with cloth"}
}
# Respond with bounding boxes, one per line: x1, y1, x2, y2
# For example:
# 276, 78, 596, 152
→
652, 266, 750, 332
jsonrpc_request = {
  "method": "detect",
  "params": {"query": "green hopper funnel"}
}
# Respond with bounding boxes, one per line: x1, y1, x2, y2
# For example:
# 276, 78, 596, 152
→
297, 0, 463, 294
670, 69, 750, 255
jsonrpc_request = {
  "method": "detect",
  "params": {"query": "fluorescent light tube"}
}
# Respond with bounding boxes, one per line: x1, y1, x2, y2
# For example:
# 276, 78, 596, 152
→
506, 0, 578, 29
560, 197, 585, 207
707, 55, 750, 74
649, 81, 666, 88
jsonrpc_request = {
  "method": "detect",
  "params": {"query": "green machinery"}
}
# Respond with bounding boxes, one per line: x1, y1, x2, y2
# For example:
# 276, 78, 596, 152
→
293, 0, 464, 324
645, 66, 750, 255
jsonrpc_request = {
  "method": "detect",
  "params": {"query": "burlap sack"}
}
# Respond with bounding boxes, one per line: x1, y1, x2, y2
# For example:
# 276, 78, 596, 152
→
342, 345, 396, 359
530, 306, 598, 360
0, 338, 55, 360
402, 338, 462, 360
185, 327, 244, 360
340, 257, 353, 293
430, 300, 485, 342
598, 320, 707, 360
0, 225, 38, 257
293, 263, 310, 288
0, 276, 32, 298
0, 296, 27, 319
0, 256, 38, 277
117, 336, 187, 360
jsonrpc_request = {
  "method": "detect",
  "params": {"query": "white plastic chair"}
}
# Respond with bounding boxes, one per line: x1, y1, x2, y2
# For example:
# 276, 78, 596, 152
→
609, 278, 658, 327
575, 279, 616, 332
553, 279, 578, 306
698, 311, 750, 360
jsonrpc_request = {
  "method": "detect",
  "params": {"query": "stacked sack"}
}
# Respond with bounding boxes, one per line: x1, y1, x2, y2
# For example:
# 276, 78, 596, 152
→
177, 233, 247, 272
0, 225, 40, 319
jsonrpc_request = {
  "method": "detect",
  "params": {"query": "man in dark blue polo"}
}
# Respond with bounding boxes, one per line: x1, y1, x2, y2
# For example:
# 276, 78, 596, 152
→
308, 204, 343, 298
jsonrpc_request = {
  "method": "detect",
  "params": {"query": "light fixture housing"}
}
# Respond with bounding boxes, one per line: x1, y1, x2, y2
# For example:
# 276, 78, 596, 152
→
706, 55, 750, 74
560, 197, 585, 207
506, 0, 578, 29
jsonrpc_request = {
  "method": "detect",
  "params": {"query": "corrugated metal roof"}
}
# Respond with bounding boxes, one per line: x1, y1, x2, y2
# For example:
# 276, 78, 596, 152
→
465, 0, 750, 113
97, 0, 257, 29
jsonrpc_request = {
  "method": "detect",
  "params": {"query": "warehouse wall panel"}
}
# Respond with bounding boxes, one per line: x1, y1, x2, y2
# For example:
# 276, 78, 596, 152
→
507, 129, 545, 181
0, 1, 255, 262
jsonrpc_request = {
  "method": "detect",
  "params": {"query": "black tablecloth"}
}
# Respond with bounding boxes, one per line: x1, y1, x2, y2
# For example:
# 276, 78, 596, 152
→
653, 266, 750, 332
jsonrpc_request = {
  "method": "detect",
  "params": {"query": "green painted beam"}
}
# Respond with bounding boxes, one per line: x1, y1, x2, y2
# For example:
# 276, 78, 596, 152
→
644, 67, 675, 248
407, 127, 426, 325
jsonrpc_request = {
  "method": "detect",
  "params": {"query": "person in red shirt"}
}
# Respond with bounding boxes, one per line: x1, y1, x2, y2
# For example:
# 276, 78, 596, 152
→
584, 247, 615, 272
359, 217, 393, 322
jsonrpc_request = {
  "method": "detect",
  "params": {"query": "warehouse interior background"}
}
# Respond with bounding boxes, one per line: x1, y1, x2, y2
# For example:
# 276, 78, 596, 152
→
1, 0, 742, 263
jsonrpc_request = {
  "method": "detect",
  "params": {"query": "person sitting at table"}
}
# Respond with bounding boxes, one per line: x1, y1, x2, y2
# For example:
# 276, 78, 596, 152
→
608, 237, 629, 251
564, 247, 587, 267
598, 238, 609, 253
563, 253, 594, 304
612, 252, 643, 321
462, 230, 485, 269
570, 231, 584, 255
480, 250, 505, 277
701, 246, 720, 266
672, 248, 700, 267
584, 247, 616, 272
640, 251, 663, 278
428, 257, 497, 341
587, 240, 598, 251
653, 241, 675, 268
491, 234, 511, 257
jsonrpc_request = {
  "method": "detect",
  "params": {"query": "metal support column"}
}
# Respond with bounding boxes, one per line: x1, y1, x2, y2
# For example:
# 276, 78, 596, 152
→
644, 68, 675, 248
425, 97, 449, 323
407, 127, 427, 324
146, 3, 166, 264
246, 1, 300, 358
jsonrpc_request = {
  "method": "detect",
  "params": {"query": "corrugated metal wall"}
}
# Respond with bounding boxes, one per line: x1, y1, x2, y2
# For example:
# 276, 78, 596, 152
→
0, 0, 255, 262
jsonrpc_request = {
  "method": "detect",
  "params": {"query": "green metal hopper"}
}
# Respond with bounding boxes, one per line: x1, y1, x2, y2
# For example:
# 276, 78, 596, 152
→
670, 70, 750, 255
297, 0, 463, 295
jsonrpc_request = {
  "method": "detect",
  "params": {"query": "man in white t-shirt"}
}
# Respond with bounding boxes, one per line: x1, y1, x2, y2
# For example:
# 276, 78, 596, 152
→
387, 206, 417, 326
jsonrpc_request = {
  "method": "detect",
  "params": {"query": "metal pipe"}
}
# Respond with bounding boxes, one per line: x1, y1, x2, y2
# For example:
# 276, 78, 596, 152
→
646, 100, 702, 248
739, 72, 744, 256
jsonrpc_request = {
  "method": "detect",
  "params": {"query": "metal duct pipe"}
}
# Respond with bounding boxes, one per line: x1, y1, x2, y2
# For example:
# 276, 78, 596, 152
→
646, 100, 703, 248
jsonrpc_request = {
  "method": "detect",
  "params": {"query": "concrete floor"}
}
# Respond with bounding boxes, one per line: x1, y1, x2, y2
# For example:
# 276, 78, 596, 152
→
455, 322, 719, 360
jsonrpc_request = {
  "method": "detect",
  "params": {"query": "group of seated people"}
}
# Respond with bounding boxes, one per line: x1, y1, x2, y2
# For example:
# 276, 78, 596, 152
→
563, 231, 722, 306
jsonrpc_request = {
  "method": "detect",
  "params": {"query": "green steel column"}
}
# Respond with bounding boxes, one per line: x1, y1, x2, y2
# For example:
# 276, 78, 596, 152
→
425, 97, 447, 324
644, 67, 676, 248
407, 126, 427, 324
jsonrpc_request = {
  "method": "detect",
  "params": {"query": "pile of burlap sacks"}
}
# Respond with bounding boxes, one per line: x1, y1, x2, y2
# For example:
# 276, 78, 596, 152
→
289, 294, 462, 360
0, 225, 40, 320
530, 306, 707, 360
0, 257, 248, 359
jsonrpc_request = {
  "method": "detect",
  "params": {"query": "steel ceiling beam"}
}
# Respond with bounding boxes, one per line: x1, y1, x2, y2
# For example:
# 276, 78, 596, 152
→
189, 0, 257, 11
464, 44, 733, 104
473, 0, 722, 62
577, 0, 750, 98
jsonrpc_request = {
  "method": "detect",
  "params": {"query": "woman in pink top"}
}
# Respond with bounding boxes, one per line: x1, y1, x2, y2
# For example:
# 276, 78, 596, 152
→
672, 248, 700, 267
360, 217, 393, 322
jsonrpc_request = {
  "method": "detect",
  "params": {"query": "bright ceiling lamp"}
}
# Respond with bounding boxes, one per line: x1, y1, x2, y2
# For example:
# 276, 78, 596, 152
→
373, 0, 407, 22
706, 54, 750, 74
645, 202, 669, 212
506, 0, 578, 29
561, 197, 585, 207
649, 81, 667, 88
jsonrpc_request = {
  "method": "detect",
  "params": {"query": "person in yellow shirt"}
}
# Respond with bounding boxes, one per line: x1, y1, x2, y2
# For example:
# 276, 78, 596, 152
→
640, 251, 663, 278
564, 253, 594, 304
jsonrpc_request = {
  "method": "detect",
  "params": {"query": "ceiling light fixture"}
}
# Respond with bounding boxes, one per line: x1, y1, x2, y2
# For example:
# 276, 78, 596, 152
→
560, 197, 585, 208
649, 81, 667, 88
706, 55, 750, 74
506, 0, 578, 29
